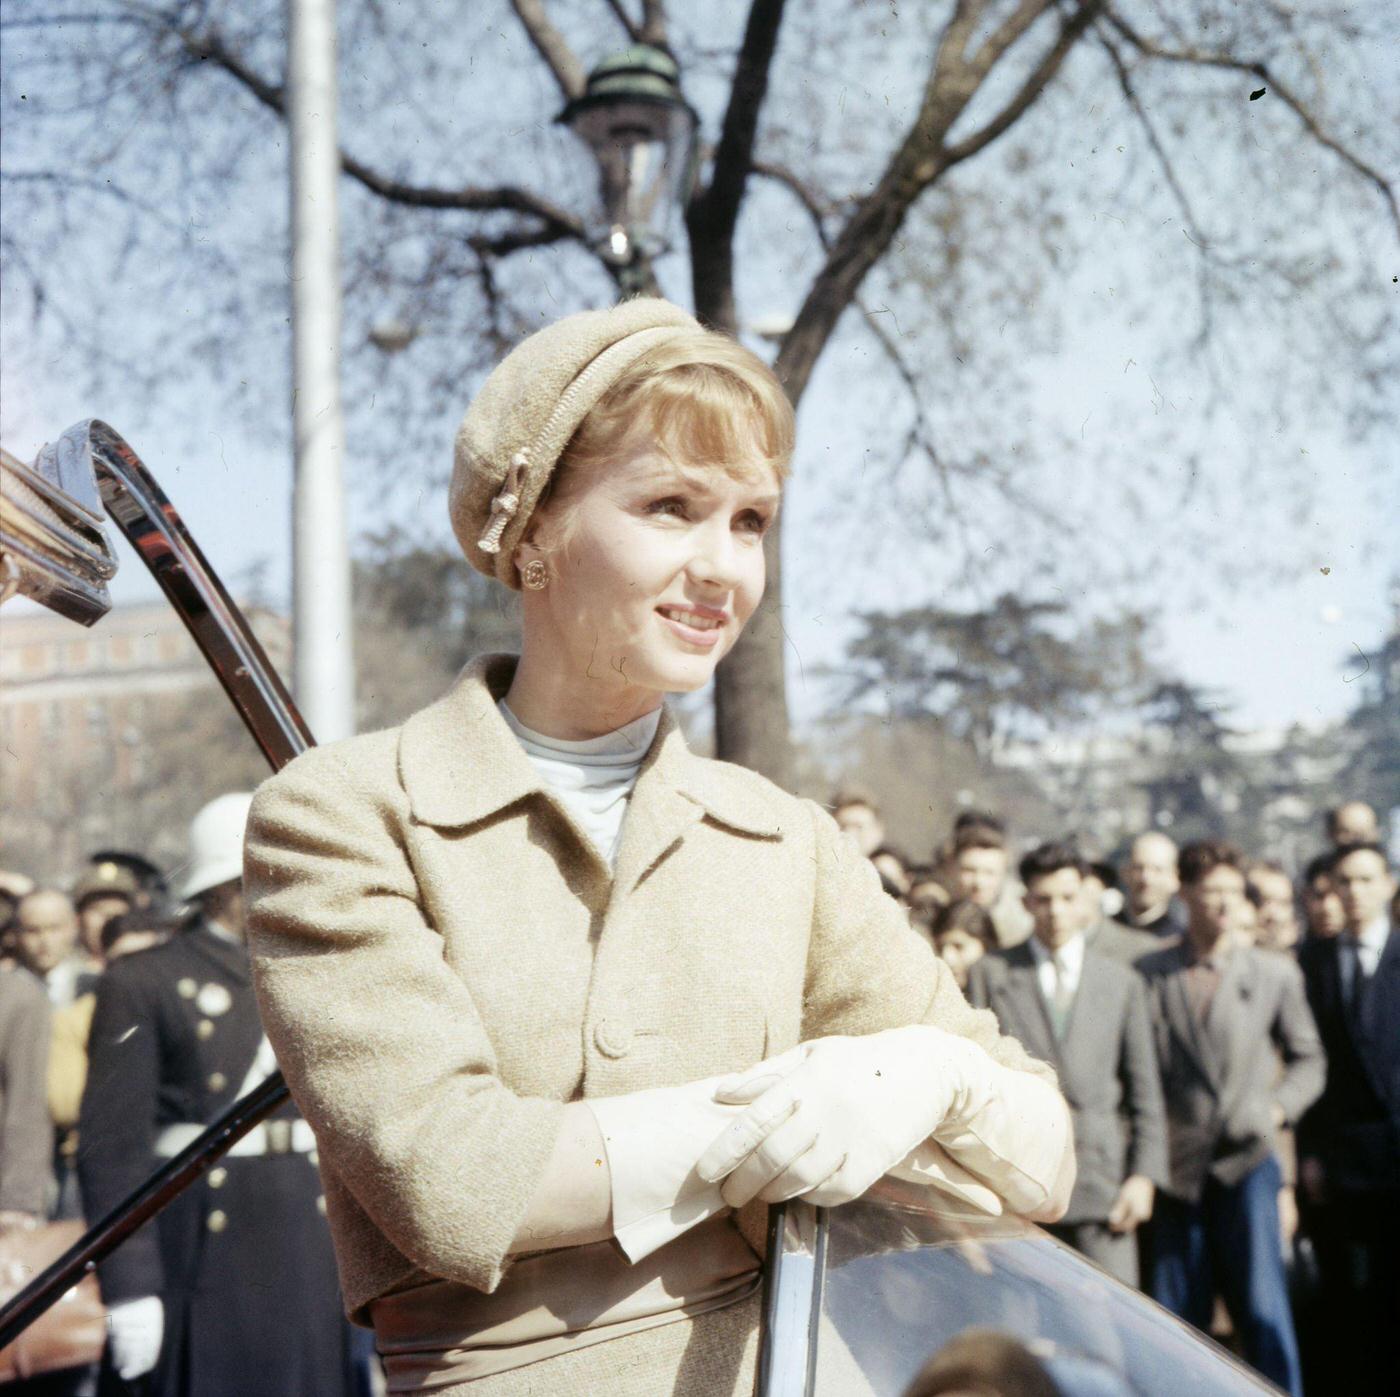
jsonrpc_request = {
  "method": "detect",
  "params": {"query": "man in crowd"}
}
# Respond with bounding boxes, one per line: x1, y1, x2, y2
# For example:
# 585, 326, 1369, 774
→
1300, 853, 1346, 941
969, 843, 1166, 1286
831, 787, 886, 858
1139, 840, 1324, 1397
0, 963, 52, 1231
1325, 800, 1381, 850
79, 793, 356, 1397
71, 860, 140, 965
947, 816, 1031, 947
1117, 831, 1186, 939
1246, 860, 1300, 953
1296, 842, 1399, 1396
12, 889, 95, 1008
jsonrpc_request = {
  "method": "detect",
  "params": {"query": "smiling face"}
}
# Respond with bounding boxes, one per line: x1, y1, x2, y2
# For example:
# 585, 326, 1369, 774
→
509, 441, 779, 735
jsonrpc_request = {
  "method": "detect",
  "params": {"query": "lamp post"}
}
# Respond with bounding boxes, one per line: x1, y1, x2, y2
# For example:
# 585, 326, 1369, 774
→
558, 45, 699, 300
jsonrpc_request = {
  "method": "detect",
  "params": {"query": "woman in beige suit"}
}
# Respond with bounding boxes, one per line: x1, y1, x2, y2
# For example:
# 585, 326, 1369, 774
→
244, 299, 1074, 1396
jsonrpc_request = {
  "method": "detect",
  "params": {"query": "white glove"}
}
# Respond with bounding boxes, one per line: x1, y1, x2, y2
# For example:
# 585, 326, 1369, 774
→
586, 1073, 764, 1264
697, 1025, 1071, 1215
107, 1295, 164, 1380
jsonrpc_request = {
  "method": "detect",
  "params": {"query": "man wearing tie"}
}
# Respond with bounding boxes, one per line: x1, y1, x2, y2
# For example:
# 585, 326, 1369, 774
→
1297, 841, 1399, 1397
968, 843, 1167, 1286
1138, 840, 1324, 1397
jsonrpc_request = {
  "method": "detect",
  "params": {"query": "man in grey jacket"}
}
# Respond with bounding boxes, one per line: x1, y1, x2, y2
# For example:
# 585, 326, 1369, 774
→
0, 965, 53, 1227
969, 843, 1167, 1287
1138, 839, 1324, 1397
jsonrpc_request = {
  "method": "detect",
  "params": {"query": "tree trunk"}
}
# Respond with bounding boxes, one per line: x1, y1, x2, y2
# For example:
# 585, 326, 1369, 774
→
713, 525, 795, 787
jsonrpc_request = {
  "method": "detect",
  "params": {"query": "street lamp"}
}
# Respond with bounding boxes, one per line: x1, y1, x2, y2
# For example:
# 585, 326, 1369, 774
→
558, 44, 699, 298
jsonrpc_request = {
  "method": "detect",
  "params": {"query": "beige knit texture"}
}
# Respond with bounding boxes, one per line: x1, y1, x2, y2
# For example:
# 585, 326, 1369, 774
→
243, 655, 1060, 1388
450, 299, 699, 587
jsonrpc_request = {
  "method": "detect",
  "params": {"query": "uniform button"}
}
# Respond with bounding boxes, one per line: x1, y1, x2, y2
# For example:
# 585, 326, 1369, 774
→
208, 1167, 227, 1190
316, 1195, 327, 1217
207, 1072, 227, 1092
593, 1019, 633, 1059
177, 978, 198, 999
207, 1210, 228, 1233
197, 1020, 215, 1041
309, 1149, 319, 1167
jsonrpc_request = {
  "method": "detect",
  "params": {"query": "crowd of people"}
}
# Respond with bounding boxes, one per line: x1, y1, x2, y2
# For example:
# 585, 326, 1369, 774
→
2, 788, 1393, 1395
0, 797, 364, 1397
831, 791, 1399, 1397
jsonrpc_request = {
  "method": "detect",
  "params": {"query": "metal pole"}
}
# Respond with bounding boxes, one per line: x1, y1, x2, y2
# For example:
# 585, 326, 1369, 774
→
288, 0, 355, 741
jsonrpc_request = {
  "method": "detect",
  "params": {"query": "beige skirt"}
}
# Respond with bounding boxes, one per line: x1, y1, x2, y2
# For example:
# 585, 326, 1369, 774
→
424, 1292, 762, 1396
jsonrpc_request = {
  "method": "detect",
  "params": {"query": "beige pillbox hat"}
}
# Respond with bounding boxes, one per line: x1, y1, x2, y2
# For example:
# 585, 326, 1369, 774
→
451, 297, 701, 588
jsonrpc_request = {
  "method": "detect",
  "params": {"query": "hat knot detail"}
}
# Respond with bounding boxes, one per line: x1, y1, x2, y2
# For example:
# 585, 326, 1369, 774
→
477, 453, 528, 554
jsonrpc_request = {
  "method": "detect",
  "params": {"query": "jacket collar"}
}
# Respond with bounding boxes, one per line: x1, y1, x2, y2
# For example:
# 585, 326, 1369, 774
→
398, 654, 786, 839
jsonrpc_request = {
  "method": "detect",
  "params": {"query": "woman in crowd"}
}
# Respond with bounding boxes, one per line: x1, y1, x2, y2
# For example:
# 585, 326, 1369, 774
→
244, 299, 1073, 1395
929, 899, 1000, 990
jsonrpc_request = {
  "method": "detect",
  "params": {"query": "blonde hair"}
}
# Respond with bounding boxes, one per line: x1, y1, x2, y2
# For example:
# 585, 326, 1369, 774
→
536, 330, 794, 528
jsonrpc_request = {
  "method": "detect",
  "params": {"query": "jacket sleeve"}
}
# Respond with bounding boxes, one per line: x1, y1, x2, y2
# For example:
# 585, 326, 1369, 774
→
1271, 958, 1326, 1126
1120, 974, 1169, 1188
800, 801, 1055, 1084
78, 962, 164, 1303
244, 745, 564, 1295
800, 802, 1072, 1217
0, 973, 53, 1217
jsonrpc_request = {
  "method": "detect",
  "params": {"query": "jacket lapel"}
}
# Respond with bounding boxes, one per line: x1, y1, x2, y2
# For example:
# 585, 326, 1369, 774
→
998, 945, 1063, 1074
611, 716, 786, 902
1358, 921, 1399, 1049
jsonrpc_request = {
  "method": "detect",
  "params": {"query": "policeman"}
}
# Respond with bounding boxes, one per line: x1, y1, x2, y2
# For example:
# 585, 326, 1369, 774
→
77, 794, 356, 1396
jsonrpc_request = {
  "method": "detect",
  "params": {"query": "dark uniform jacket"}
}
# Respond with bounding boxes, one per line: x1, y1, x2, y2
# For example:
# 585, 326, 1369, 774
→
1297, 923, 1400, 1196
969, 941, 1168, 1225
78, 920, 354, 1397
1138, 940, 1325, 1202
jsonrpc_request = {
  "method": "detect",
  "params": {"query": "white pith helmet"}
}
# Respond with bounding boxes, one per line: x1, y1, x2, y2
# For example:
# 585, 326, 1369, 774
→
180, 792, 254, 900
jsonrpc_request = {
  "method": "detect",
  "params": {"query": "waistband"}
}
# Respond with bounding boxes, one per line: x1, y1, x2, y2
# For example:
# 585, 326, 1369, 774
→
371, 1214, 762, 1389
153, 1118, 317, 1158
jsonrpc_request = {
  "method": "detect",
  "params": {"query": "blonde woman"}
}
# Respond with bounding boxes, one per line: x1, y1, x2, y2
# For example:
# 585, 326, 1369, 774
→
244, 299, 1074, 1396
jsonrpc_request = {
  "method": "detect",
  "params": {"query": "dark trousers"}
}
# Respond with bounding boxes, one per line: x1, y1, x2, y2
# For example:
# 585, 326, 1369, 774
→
1299, 1188, 1400, 1396
1150, 1154, 1301, 1397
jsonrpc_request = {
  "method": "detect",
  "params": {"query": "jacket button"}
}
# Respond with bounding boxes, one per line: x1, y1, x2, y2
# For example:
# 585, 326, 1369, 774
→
593, 1019, 633, 1059
316, 1195, 327, 1217
197, 1020, 215, 1041
207, 1072, 227, 1092
208, 1167, 227, 1190
207, 1210, 228, 1233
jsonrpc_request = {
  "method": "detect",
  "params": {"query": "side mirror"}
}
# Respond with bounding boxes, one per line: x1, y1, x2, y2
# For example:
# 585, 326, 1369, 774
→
0, 423, 119, 625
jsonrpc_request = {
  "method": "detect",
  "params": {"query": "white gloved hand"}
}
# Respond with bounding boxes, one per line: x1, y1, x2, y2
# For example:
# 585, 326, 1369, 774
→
697, 1026, 1071, 1215
107, 1295, 164, 1380
586, 1073, 768, 1264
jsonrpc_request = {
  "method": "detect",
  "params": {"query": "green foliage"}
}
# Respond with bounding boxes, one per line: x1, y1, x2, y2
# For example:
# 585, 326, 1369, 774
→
842, 594, 1154, 761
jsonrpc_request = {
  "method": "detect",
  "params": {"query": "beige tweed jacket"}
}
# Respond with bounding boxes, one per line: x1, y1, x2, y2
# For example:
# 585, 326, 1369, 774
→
244, 655, 1057, 1388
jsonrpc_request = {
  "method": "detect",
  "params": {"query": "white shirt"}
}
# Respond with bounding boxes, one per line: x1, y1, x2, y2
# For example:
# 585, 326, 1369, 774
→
499, 702, 661, 869
1353, 915, 1392, 980
1028, 931, 1086, 1004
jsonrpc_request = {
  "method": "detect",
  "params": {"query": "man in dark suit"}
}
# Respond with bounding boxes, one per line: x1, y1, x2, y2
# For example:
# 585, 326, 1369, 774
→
969, 843, 1167, 1286
1297, 841, 1399, 1397
1115, 832, 1187, 940
1138, 839, 1324, 1397
78, 794, 355, 1397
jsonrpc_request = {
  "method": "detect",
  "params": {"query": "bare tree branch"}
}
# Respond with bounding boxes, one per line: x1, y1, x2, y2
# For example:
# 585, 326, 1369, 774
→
1105, 6, 1400, 239
175, 23, 585, 242
638, 1, 667, 48
687, 0, 788, 331
943, 2, 1104, 166
507, 0, 587, 102
774, 1, 1101, 408
601, 0, 640, 43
